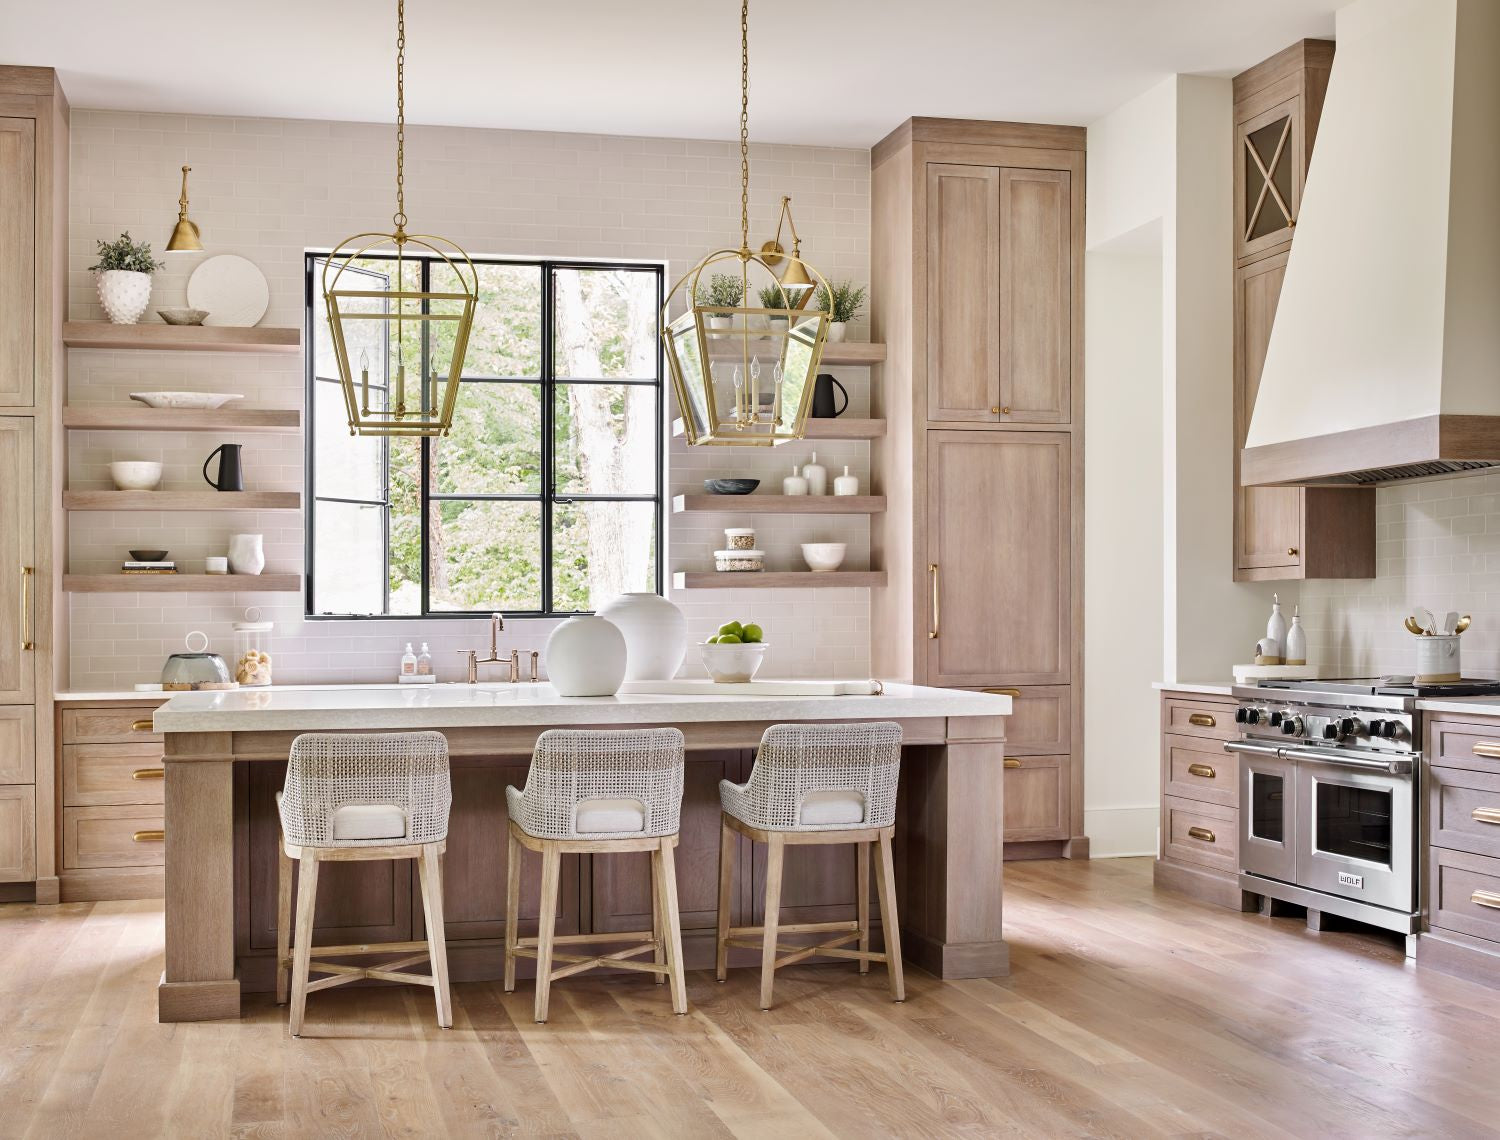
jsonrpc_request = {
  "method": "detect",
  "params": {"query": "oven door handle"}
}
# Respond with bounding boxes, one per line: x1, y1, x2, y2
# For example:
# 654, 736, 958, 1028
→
1223, 739, 1414, 776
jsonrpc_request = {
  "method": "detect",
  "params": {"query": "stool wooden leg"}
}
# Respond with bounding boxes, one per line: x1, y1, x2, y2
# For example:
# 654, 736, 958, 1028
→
856, 839, 871, 975
418, 843, 453, 1029
288, 852, 320, 1036
715, 817, 734, 983
275, 841, 293, 1004
503, 828, 521, 994
656, 839, 688, 1015
760, 833, 784, 1011
534, 844, 561, 1024
650, 848, 666, 985
874, 831, 905, 1002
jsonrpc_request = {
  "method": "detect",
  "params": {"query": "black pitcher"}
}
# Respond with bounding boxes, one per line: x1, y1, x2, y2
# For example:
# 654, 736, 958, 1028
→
202, 443, 245, 492
810, 373, 848, 419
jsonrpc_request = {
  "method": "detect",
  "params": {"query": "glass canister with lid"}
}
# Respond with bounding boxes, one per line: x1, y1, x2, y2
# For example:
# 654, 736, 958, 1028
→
232, 606, 274, 686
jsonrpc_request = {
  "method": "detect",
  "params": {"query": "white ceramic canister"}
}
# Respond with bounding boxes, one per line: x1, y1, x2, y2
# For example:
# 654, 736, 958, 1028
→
1416, 635, 1461, 684
595, 593, 687, 681
228, 533, 265, 575
545, 615, 628, 696
802, 451, 827, 496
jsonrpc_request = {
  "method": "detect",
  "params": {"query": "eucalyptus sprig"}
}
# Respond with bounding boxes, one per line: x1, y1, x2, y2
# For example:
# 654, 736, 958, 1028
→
813, 280, 867, 324
89, 232, 165, 274
695, 273, 744, 308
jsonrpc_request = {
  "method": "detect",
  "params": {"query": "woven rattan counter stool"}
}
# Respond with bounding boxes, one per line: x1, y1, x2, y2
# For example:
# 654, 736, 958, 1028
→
275, 732, 454, 1036
504, 727, 688, 1023
716, 721, 905, 1010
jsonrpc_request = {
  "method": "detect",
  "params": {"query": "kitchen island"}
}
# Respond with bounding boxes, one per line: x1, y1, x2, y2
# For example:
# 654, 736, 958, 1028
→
152, 682, 1011, 1022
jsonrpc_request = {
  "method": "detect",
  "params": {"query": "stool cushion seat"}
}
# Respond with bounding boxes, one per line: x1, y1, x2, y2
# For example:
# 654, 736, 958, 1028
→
798, 789, 865, 826
575, 797, 647, 834
331, 803, 408, 841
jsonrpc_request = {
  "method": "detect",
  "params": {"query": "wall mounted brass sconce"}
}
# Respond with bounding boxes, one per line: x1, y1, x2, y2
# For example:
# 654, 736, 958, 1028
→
166, 165, 203, 252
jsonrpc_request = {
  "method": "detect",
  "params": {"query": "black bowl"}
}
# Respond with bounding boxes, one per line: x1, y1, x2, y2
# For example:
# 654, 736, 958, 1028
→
129, 548, 169, 562
704, 478, 760, 496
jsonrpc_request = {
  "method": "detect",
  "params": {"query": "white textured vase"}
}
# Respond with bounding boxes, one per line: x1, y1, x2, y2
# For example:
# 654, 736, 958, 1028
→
228, 533, 265, 575
596, 593, 687, 680
827, 321, 849, 343
545, 616, 627, 696
96, 270, 153, 325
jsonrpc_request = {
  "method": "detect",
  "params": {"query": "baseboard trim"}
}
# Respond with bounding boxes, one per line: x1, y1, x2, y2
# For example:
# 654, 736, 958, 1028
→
1083, 803, 1158, 858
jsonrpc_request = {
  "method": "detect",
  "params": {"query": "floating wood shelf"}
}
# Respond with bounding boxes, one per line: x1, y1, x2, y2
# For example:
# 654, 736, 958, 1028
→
63, 321, 301, 354
63, 491, 302, 512
672, 418, 886, 441
673, 494, 884, 515
673, 571, 886, 589
819, 343, 886, 365
64, 407, 302, 434
63, 573, 302, 594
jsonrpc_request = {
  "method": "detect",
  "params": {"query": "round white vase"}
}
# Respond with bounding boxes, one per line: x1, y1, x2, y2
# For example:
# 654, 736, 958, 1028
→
596, 592, 687, 680
228, 533, 265, 575
97, 270, 153, 325
827, 321, 848, 343
546, 616, 627, 696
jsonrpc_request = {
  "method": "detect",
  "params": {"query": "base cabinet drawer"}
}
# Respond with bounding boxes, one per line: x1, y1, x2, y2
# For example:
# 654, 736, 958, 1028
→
1427, 720, 1500, 776
63, 806, 166, 869
61, 706, 163, 745
63, 744, 165, 806
953, 686, 1071, 754
1163, 737, 1238, 807
1003, 755, 1068, 841
0, 785, 36, 882
1430, 847, 1500, 945
1162, 697, 1236, 742
1430, 765, 1500, 860
1162, 795, 1238, 874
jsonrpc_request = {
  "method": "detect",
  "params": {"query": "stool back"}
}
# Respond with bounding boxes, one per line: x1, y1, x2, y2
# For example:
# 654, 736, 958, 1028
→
513, 728, 685, 839
280, 731, 451, 848
745, 721, 903, 830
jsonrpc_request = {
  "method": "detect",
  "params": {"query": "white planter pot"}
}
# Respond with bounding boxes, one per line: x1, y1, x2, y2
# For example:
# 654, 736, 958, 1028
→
228, 533, 265, 575
827, 321, 849, 343
596, 592, 687, 680
546, 616, 627, 696
96, 270, 153, 325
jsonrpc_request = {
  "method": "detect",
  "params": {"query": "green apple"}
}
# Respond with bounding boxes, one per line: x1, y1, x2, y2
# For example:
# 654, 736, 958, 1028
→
705, 635, 720, 644
717, 621, 744, 637
741, 623, 763, 643
716, 633, 743, 644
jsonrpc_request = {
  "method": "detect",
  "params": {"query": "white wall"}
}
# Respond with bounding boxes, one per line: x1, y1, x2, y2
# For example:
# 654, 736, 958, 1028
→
65, 110, 873, 690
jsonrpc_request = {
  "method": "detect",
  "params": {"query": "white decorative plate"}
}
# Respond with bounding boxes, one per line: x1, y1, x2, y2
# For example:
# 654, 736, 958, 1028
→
187, 255, 270, 327
129, 391, 245, 409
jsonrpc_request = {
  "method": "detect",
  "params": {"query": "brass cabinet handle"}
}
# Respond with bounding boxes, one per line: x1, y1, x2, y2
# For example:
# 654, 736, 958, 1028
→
1000, 406, 1011, 415
1473, 742, 1500, 759
1472, 807, 1500, 826
1187, 763, 1217, 779
1003, 758, 1022, 769
19, 565, 34, 651
1287, 547, 1299, 557
928, 563, 940, 639
130, 719, 154, 733
989, 405, 1000, 415
1187, 826, 1216, 843
1472, 889, 1500, 911
132, 768, 165, 780
984, 688, 1021, 697
132, 829, 165, 843
1188, 713, 1216, 727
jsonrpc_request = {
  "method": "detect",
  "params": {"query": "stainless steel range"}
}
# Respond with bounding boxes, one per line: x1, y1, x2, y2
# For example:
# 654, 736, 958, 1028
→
1228, 677, 1500, 947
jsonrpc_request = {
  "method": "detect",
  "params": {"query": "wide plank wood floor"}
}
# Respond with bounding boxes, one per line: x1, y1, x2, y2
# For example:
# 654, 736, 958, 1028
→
4, 857, 1499, 1138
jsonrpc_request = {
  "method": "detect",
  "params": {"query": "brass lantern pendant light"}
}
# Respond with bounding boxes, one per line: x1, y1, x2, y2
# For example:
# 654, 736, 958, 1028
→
661, 0, 832, 446
322, 0, 479, 437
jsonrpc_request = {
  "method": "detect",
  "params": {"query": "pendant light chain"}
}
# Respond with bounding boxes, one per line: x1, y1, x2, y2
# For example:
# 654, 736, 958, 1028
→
393, 0, 407, 236
738, 0, 750, 253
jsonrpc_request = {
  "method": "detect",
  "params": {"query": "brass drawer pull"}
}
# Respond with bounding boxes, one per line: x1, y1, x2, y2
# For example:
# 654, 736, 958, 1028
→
19, 565, 34, 651
984, 688, 1021, 698
1003, 758, 1022, 769
131, 719, 155, 733
1187, 763, 1217, 779
132, 768, 165, 780
1188, 713, 1216, 728
1472, 807, 1500, 826
928, 563, 940, 640
1472, 889, 1500, 911
1473, 742, 1500, 759
1287, 547, 1299, 557
132, 829, 165, 843
1187, 826, 1216, 843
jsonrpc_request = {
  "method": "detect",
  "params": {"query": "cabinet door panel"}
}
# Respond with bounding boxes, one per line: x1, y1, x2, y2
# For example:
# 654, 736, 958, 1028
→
0, 785, 35, 881
0, 118, 35, 408
925, 163, 999, 422
1000, 169, 1071, 423
1003, 755, 1068, 842
927, 431, 1071, 686
1235, 251, 1303, 573
0, 417, 35, 702
1236, 96, 1302, 262
0, 705, 34, 782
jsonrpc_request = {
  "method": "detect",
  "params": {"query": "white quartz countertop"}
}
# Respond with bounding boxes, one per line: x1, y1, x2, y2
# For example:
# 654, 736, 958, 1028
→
1152, 681, 1236, 697
1416, 696, 1500, 718
153, 681, 1011, 733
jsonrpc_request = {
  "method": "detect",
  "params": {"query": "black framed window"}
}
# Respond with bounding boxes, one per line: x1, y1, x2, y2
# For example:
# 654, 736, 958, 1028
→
306, 254, 664, 618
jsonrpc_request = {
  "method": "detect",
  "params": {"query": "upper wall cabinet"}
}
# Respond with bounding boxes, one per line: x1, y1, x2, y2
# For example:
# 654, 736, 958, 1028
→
925, 163, 1072, 425
0, 117, 36, 408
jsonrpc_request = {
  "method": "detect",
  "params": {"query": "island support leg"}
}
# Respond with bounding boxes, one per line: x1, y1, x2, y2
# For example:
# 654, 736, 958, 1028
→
158, 732, 240, 1022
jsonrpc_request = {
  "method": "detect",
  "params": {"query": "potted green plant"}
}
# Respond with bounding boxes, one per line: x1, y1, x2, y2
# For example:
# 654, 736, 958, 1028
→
695, 273, 744, 331
89, 232, 165, 325
812, 279, 868, 343
757, 283, 790, 338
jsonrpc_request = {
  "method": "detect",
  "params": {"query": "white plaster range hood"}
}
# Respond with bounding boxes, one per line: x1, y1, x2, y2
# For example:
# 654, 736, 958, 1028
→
1241, 0, 1500, 487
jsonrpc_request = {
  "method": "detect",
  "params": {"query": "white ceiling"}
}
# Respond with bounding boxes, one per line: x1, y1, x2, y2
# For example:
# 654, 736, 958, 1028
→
2, 0, 1339, 147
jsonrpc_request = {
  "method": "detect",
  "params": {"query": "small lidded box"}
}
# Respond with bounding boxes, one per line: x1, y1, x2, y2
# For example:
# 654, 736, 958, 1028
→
724, 526, 757, 550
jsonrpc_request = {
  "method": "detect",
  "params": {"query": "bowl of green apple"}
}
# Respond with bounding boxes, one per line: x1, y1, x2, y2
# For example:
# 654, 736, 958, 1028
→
701, 620, 768, 683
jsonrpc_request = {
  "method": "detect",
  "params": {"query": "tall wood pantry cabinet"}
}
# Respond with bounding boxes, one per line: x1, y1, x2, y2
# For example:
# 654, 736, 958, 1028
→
1231, 41, 1374, 581
870, 118, 1086, 859
0, 66, 67, 902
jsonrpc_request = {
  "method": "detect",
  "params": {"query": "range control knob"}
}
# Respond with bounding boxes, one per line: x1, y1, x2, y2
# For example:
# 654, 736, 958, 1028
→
1235, 707, 1249, 724
1269, 711, 1285, 728
1322, 723, 1340, 740
1246, 708, 1263, 725
1281, 716, 1303, 737
1378, 720, 1399, 740
1368, 719, 1386, 737
1339, 717, 1362, 737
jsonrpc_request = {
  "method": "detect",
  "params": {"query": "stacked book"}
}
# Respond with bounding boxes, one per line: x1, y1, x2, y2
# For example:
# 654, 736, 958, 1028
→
122, 560, 177, 575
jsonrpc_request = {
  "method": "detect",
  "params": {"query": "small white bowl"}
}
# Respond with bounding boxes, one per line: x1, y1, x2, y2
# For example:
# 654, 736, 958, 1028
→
800, 542, 847, 572
700, 641, 769, 683
129, 391, 245, 410
109, 460, 163, 491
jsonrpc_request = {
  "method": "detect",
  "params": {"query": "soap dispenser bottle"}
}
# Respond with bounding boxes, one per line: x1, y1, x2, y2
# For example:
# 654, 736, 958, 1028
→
400, 643, 417, 677
1284, 605, 1307, 666
416, 642, 433, 676
1265, 594, 1287, 664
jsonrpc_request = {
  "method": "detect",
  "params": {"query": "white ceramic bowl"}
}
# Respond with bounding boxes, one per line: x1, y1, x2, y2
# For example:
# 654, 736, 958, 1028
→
129, 391, 245, 410
700, 641, 769, 683
800, 542, 847, 572
109, 460, 163, 491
